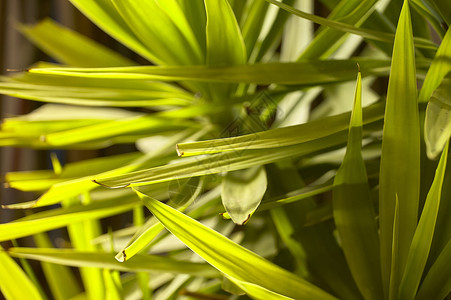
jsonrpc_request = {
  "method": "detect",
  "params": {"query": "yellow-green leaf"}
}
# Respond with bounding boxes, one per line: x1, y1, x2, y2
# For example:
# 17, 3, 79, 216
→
332, 70, 383, 300
134, 189, 337, 300
398, 142, 449, 299
378, 1, 420, 296
0, 246, 44, 300
222, 166, 267, 225
424, 75, 451, 159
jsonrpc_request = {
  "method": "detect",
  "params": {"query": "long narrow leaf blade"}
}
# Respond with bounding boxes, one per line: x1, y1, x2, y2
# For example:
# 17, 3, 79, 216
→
264, 0, 437, 50
68, 0, 154, 61
415, 238, 451, 300
379, 0, 421, 296
0, 246, 44, 300
177, 101, 385, 156
28, 59, 394, 85
419, 27, 451, 103
398, 142, 449, 299
7, 248, 219, 278
95, 131, 350, 188
19, 18, 134, 67
0, 197, 139, 241
332, 70, 383, 300
134, 189, 337, 300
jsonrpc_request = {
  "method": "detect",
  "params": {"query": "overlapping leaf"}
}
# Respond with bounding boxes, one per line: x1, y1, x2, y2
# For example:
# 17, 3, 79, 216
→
134, 190, 337, 300
332, 70, 383, 300
378, 0, 421, 296
0, 246, 44, 300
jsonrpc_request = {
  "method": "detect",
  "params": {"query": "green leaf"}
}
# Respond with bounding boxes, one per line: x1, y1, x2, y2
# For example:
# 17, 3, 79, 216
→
177, 0, 206, 57
205, 0, 246, 66
415, 238, 451, 300
68, 0, 154, 61
33, 233, 82, 300
398, 142, 449, 299
265, 0, 438, 50
389, 195, 400, 300
241, 0, 269, 58
419, 27, 451, 104
28, 58, 394, 85
266, 164, 362, 300
111, 0, 203, 65
103, 269, 122, 300
94, 131, 351, 188
222, 166, 267, 225
19, 18, 134, 67
299, 0, 377, 59
6, 152, 141, 192
424, 75, 451, 159
7, 248, 219, 278
227, 277, 294, 300
254, 0, 296, 62
6, 130, 190, 208
134, 189, 337, 300
0, 246, 44, 300
433, 0, 451, 26
0, 77, 194, 107
0, 196, 139, 241
378, 0, 421, 296
62, 193, 104, 300
116, 184, 219, 263
332, 70, 383, 300
40, 115, 196, 147
258, 180, 334, 212
177, 101, 385, 156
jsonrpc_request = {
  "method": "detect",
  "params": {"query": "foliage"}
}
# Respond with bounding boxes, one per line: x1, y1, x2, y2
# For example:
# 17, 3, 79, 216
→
1, 0, 451, 299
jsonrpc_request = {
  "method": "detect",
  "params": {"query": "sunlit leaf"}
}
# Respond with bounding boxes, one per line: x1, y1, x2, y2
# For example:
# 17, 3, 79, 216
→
27, 58, 397, 85
265, 0, 438, 50
33, 233, 82, 300
111, 0, 203, 65
19, 18, 133, 67
0, 246, 44, 300
7, 248, 219, 278
0, 196, 139, 241
68, 0, 155, 61
299, 0, 377, 59
177, 101, 385, 156
95, 131, 351, 188
227, 276, 294, 300
134, 189, 337, 299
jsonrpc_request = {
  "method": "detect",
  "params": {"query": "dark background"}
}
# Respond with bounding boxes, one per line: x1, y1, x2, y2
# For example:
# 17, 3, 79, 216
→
0, 0, 141, 222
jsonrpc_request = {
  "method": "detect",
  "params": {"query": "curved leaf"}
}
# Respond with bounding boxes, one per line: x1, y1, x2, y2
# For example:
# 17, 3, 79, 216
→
7, 248, 219, 278
134, 189, 337, 300
398, 142, 449, 299
419, 27, 451, 104
222, 166, 267, 225
0, 247, 44, 300
424, 75, 451, 159
19, 18, 134, 67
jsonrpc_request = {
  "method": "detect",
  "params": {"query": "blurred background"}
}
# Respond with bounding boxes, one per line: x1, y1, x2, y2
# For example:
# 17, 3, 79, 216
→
1, 1, 95, 221
0, 0, 144, 220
